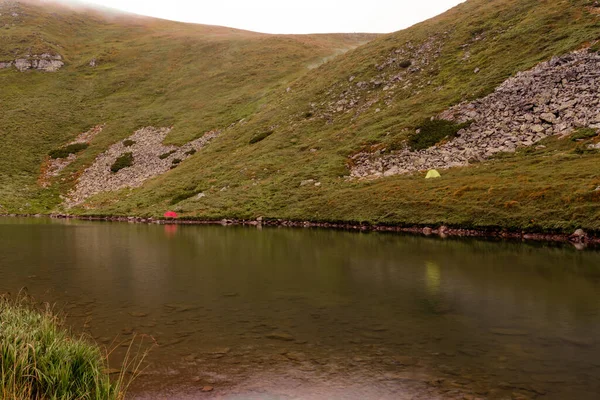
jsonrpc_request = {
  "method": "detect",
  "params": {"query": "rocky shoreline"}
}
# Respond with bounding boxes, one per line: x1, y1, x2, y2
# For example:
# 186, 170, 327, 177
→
2, 213, 597, 247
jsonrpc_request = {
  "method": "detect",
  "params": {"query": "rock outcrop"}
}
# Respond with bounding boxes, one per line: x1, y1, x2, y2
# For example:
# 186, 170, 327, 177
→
66, 127, 219, 207
351, 49, 600, 178
0, 53, 64, 72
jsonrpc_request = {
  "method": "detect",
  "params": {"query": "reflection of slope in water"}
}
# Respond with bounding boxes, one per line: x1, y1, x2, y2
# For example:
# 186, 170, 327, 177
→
1, 218, 600, 399
425, 261, 441, 296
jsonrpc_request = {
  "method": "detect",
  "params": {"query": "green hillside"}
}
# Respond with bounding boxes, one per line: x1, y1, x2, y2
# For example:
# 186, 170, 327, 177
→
0, 0, 374, 210
1, 0, 600, 233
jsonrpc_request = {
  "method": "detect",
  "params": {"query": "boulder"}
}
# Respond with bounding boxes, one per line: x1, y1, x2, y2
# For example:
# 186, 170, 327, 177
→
36, 59, 64, 72
300, 179, 315, 186
569, 229, 587, 243
14, 59, 30, 71
540, 113, 557, 124
531, 124, 545, 133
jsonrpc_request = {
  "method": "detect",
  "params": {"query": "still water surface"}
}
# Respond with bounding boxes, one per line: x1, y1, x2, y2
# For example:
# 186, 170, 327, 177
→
1, 217, 599, 399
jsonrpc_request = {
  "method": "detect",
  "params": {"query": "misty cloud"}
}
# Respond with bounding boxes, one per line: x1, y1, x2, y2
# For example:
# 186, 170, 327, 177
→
38, 0, 465, 34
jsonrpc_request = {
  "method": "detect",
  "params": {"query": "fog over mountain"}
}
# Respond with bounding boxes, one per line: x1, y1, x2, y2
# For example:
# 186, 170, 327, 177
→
38, 0, 466, 33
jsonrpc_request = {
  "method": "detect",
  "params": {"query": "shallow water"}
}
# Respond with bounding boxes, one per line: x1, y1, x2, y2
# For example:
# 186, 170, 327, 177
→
1, 217, 599, 399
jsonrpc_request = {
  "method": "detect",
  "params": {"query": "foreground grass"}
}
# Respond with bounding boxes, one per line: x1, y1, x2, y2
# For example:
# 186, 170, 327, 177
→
0, 296, 121, 400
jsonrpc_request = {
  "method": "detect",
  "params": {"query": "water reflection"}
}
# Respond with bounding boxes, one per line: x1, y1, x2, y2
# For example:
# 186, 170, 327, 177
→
0, 218, 599, 399
164, 224, 178, 237
425, 261, 441, 295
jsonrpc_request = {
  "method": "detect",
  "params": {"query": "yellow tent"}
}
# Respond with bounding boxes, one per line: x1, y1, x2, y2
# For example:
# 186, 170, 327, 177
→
425, 169, 441, 179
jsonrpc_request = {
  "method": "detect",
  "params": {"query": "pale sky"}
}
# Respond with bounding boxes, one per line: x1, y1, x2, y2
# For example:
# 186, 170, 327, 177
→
65, 0, 465, 34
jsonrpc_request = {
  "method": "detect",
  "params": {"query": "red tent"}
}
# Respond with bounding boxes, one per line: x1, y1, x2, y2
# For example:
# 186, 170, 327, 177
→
164, 211, 178, 218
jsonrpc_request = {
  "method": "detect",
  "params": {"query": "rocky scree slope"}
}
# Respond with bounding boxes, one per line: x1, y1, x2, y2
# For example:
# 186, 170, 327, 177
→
351, 49, 600, 178
66, 127, 219, 207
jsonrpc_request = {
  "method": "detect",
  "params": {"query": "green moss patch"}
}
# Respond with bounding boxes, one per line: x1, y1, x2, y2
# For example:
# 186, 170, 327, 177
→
48, 143, 89, 159
408, 119, 471, 150
159, 150, 177, 160
110, 152, 134, 173
249, 130, 274, 145
170, 158, 182, 169
571, 127, 598, 141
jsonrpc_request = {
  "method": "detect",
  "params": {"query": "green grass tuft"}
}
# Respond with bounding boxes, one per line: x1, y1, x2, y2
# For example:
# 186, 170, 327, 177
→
0, 295, 120, 400
110, 153, 134, 173
48, 143, 89, 159
249, 130, 274, 144
408, 119, 471, 150
169, 190, 198, 205
158, 151, 177, 160
122, 140, 136, 147
571, 127, 598, 141
573, 143, 599, 155
170, 158, 182, 169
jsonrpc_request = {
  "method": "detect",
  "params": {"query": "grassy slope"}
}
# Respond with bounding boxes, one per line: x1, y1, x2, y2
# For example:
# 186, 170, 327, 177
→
0, 0, 375, 210
1, 0, 600, 233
